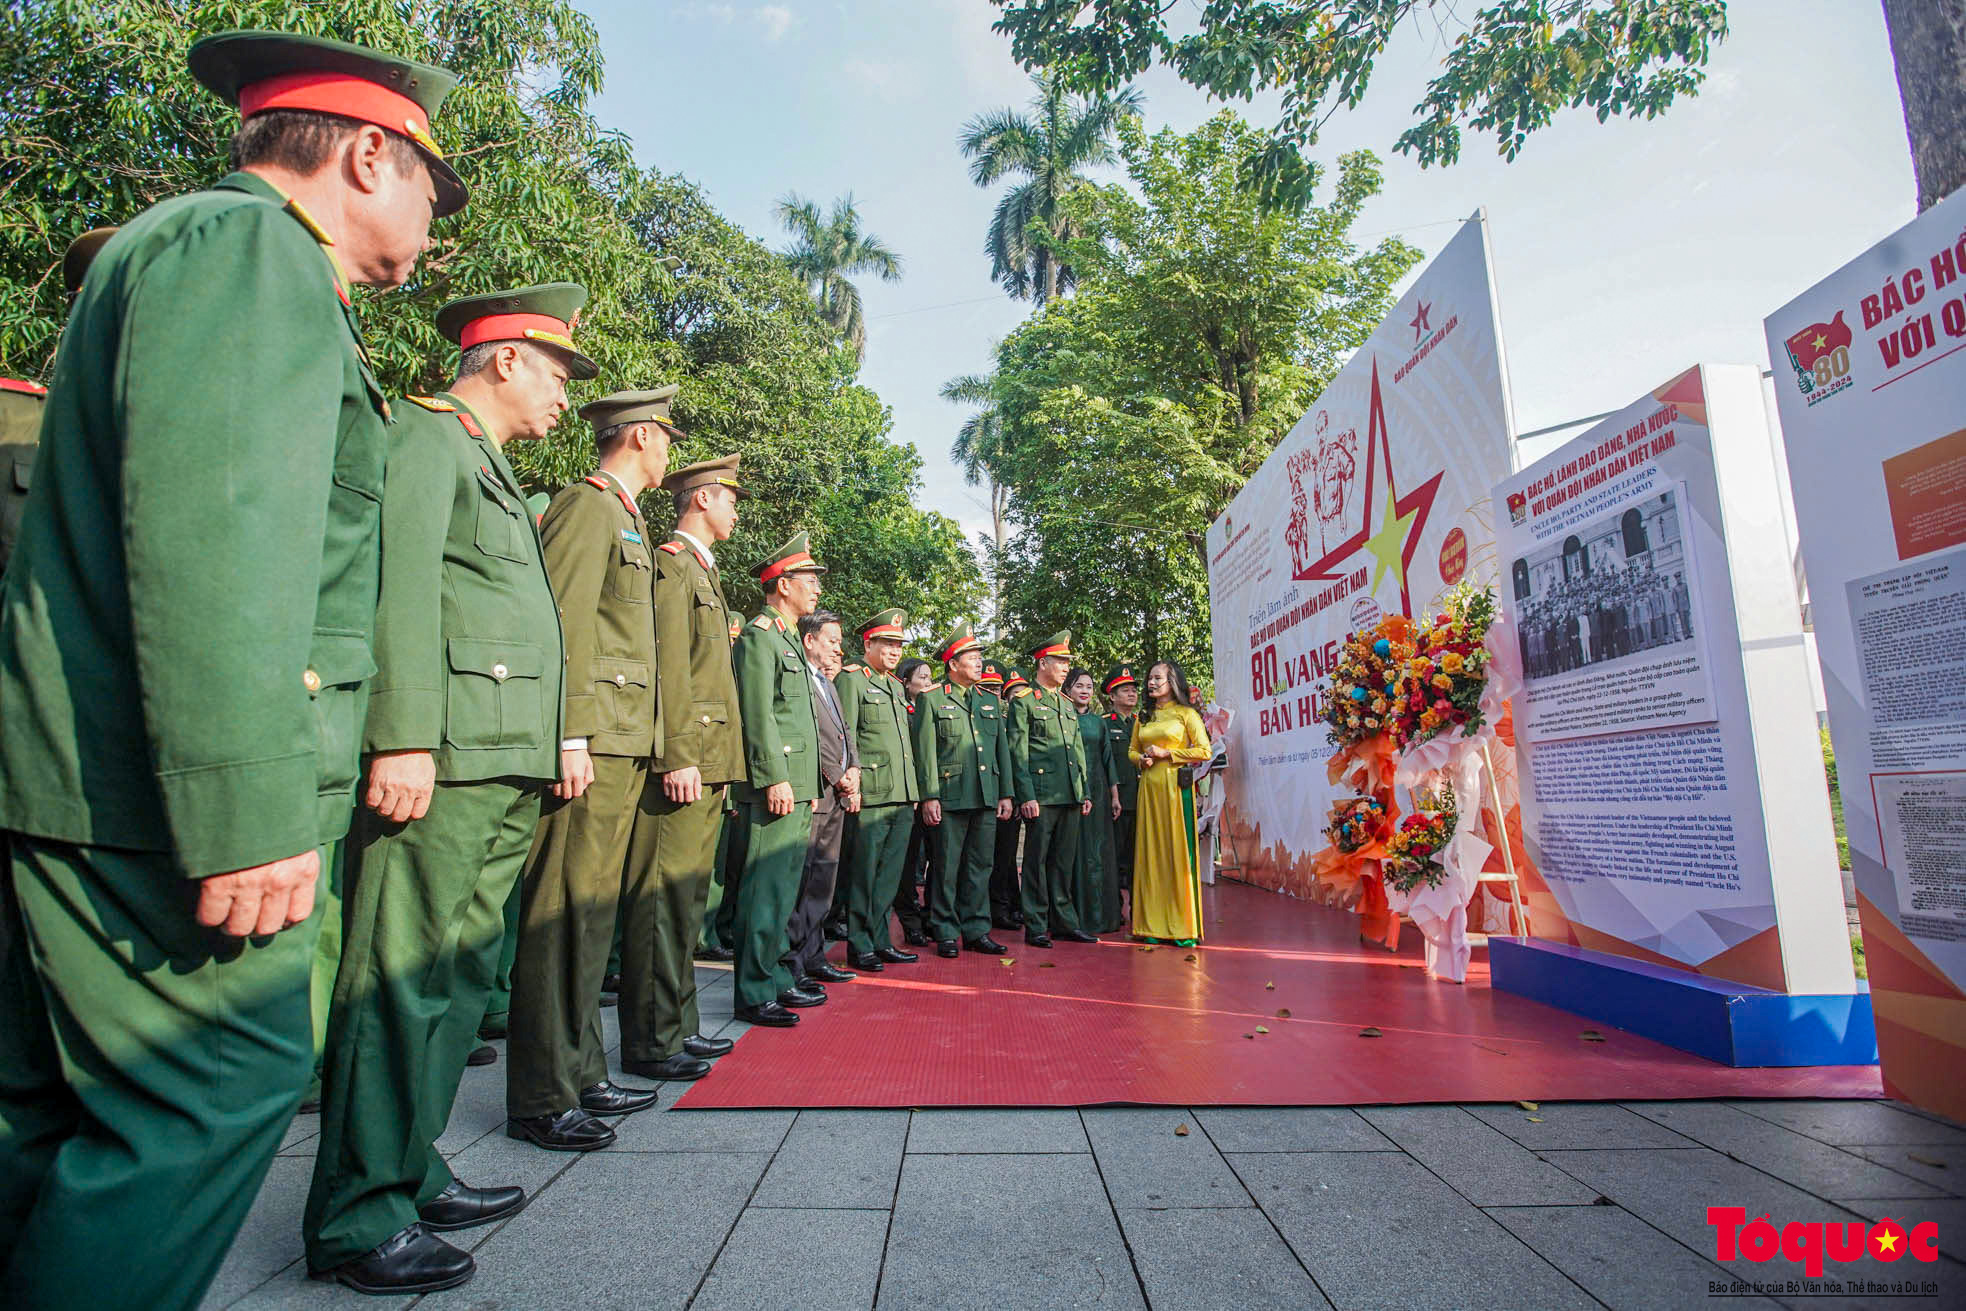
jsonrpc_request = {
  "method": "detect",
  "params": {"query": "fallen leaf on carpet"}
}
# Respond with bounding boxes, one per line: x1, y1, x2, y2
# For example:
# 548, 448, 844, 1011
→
1037, 962, 1055, 969
1174, 1124, 1190, 1136
1517, 1100, 1539, 1111
1359, 1026, 1383, 1038
1184, 953, 1197, 962
999, 958, 1014, 966
1265, 981, 1275, 990
1276, 1008, 1291, 1019
1579, 1030, 1606, 1043
1254, 1025, 1269, 1034
1908, 1152, 1946, 1168
1243, 1032, 1255, 1039
1138, 945, 1155, 953
1527, 1116, 1544, 1123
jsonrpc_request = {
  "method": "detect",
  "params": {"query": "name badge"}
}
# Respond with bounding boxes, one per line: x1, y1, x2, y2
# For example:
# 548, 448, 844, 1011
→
621, 530, 643, 544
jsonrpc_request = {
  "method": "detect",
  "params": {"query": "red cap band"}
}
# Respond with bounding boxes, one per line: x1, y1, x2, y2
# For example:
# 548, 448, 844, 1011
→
861, 623, 904, 640
760, 551, 816, 582
938, 636, 981, 663
238, 70, 433, 145
1103, 673, 1136, 691
459, 312, 572, 351
1032, 642, 1069, 660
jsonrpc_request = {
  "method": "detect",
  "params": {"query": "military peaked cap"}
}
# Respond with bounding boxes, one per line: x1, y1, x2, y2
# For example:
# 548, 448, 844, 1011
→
978, 660, 1005, 688
1102, 664, 1137, 694
1030, 631, 1072, 661
579, 384, 681, 442
935, 621, 981, 664
662, 453, 750, 500
756, 529, 825, 581
860, 608, 906, 640
437, 282, 598, 379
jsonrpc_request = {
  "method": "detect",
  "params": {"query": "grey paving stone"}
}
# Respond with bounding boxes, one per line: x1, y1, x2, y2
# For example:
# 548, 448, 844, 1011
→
1844, 1142, 1966, 1194
694, 1208, 886, 1310
610, 1099, 794, 1152
277, 1113, 321, 1157
438, 1127, 586, 1253
1537, 1146, 1889, 1286
1625, 1102, 1944, 1201
906, 1108, 1088, 1153
1465, 1101, 1696, 1151
753, 1109, 908, 1208
1487, 1204, 1781, 1311
1192, 1107, 1394, 1153
464, 1150, 764, 1307
1228, 1151, 1593, 1310
433, 1045, 506, 1159
1727, 1099, 1966, 1147
1082, 1108, 1252, 1208
203, 1157, 313, 1308
223, 1262, 412, 1310
1118, 1207, 1331, 1310
879, 1154, 1144, 1310
1360, 1106, 1598, 1206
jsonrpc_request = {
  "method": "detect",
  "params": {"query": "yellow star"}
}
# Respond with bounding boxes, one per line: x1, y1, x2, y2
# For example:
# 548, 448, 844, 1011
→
1812, 333, 1827, 350
1875, 1230, 1901, 1255
1363, 481, 1418, 595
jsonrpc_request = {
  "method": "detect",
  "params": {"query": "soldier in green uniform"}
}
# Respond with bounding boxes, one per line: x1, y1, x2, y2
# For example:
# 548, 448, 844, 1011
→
912, 623, 1014, 958
304, 284, 581, 1293
1103, 664, 1141, 918
619, 454, 747, 1076
837, 608, 923, 970
1010, 633, 1096, 948
986, 662, 1028, 931
727, 532, 828, 1026
0, 30, 464, 1310
505, 388, 680, 1152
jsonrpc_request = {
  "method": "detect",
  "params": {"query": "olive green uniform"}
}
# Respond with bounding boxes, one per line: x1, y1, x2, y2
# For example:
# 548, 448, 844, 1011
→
1107, 711, 1140, 892
836, 662, 921, 954
1075, 707, 1120, 932
913, 682, 1013, 943
1010, 686, 1089, 936
0, 173, 388, 1309
728, 610, 820, 1009
305, 391, 564, 1270
620, 533, 742, 1062
508, 470, 657, 1117
0, 379, 44, 575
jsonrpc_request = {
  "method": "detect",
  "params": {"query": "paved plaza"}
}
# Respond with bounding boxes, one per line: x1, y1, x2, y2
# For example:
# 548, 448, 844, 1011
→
207, 965, 1965, 1310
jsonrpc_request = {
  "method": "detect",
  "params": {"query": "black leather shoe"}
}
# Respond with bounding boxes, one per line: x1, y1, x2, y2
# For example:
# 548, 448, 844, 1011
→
847, 951, 886, 971
1058, 928, 1099, 944
506, 1108, 616, 1152
466, 1043, 497, 1067
313, 1223, 474, 1295
807, 962, 855, 983
735, 1001, 800, 1027
778, 985, 826, 1008
935, 939, 960, 958
684, 1033, 734, 1058
579, 1081, 659, 1115
620, 1053, 713, 1081
902, 928, 931, 946
417, 1178, 526, 1232
1025, 933, 1053, 948
692, 946, 735, 962
875, 946, 918, 964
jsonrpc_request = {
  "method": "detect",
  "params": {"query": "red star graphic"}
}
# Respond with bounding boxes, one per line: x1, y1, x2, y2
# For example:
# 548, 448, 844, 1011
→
1296, 360, 1442, 620
1410, 301, 1432, 342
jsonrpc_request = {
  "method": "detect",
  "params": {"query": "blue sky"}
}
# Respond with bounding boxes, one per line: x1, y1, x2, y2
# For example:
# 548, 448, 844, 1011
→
583, 0, 1914, 543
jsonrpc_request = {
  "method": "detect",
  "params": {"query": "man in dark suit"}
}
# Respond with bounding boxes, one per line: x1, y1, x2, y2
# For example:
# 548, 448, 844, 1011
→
783, 611, 859, 987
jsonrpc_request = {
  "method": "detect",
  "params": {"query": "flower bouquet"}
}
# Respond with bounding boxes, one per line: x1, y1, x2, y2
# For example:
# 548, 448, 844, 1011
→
1325, 795, 1392, 854
1382, 809, 1455, 895
1386, 583, 1496, 751
1323, 614, 1416, 751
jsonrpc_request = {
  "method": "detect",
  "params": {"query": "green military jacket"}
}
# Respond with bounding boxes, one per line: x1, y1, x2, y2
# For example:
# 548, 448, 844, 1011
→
1105, 712, 1139, 810
363, 392, 563, 784
1010, 684, 1088, 807
835, 663, 920, 807
731, 607, 820, 804
0, 380, 44, 576
912, 680, 1012, 810
539, 470, 657, 758
0, 172, 389, 876
651, 533, 742, 784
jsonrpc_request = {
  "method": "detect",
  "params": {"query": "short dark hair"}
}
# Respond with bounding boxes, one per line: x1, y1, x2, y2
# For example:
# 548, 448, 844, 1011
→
1064, 666, 1095, 695
798, 610, 841, 640
896, 658, 929, 686
229, 109, 420, 176
454, 339, 546, 384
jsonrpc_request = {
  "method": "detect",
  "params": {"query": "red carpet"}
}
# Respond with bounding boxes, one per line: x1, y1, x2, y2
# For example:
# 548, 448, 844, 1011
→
677, 881, 1883, 1109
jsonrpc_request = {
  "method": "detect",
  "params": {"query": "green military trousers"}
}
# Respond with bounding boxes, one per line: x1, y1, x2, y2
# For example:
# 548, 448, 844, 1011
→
696, 810, 733, 953
479, 873, 523, 1034
727, 799, 812, 1010
1020, 804, 1083, 938
930, 807, 997, 945
844, 803, 913, 956
507, 755, 645, 1118
1075, 802, 1120, 934
304, 779, 541, 1270
0, 834, 318, 1311
620, 781, 726, 1063
305, 836, 348, 1099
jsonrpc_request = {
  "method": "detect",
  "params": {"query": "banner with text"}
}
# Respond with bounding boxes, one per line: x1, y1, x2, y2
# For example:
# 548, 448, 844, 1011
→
1767, 189, 1966, 1120
1206, 219, 1517, 902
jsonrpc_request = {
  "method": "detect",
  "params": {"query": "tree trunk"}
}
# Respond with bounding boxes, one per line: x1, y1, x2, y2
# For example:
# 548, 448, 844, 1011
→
1884, 0, 1966, 211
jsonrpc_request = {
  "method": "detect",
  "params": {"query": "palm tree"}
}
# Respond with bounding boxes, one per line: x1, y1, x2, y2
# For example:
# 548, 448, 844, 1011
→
941, 371, 1008, 554
958, 72, 1143, 303
775, 192, 902, 360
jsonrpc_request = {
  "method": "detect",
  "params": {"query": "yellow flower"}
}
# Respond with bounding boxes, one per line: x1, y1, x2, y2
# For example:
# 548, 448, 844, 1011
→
1440, 651, 1465, 674
1419, 710, 1441, 730
1371, 697, 1387, 713
1432, 673, 1453, 691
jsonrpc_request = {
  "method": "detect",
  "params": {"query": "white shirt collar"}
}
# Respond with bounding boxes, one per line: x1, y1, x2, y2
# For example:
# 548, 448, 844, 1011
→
674, 528, 715, 569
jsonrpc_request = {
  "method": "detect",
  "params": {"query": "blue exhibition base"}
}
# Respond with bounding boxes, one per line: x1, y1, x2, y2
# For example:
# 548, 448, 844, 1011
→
1488, 937, 1877, 1068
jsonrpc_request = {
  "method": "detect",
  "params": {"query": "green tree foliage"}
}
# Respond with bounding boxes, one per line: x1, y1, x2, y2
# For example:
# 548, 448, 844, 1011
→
774, 191, 903, 362
982, 113, 1421, 681
989, 1, 1729, 208
958, 72, 1144, 302
0, 0, 981, 634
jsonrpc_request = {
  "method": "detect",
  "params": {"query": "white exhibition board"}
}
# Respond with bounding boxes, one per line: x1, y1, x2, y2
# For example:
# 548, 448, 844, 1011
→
1494, 366, 1849, 994
1205, 218, 1515, 900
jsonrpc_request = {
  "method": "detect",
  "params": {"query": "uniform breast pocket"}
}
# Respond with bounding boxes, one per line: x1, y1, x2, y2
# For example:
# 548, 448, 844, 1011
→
444, 637, 545, 750
307, 631, 379, 801
592, 656, 650, 733
609, 539, 652, 603
693, 589, 724, 637
473, 471, 530, 563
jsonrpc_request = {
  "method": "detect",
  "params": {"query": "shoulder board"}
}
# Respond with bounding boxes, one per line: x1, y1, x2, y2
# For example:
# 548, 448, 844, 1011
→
584, 475, 610, 490
456, 411, 484, 438
1012, 686, 1033, 699
844, 663, 865, 674
752, 614, 773, 629
404, 395, 454, 412
729, 618, 742, 640
657, 541, 683, 554
0, 378, 47, 397
943, 683, 956, 695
